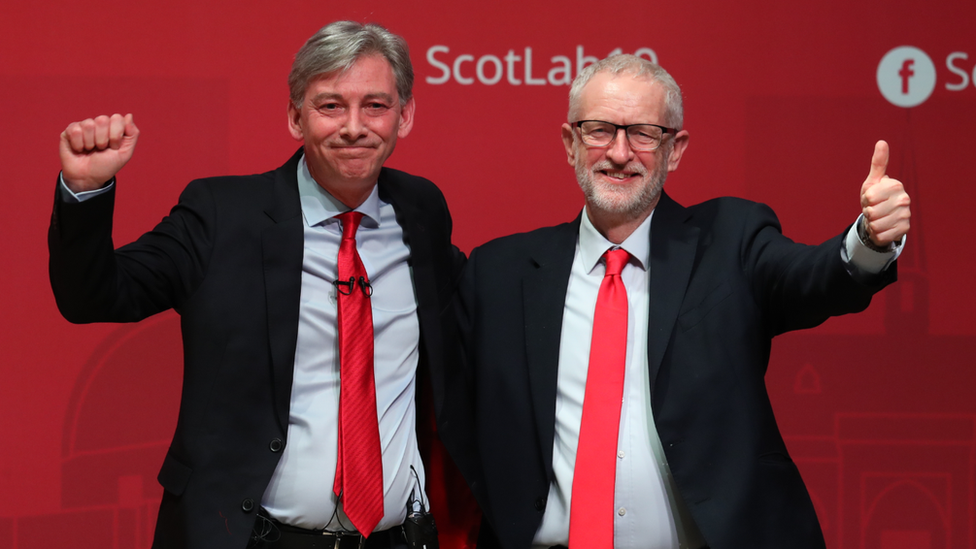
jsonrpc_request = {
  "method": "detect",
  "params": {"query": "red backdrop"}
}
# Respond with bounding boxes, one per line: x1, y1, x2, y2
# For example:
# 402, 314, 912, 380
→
2, 1, 974, 548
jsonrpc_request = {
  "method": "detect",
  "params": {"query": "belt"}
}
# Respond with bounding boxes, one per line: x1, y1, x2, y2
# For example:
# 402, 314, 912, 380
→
251, 512, 405, 549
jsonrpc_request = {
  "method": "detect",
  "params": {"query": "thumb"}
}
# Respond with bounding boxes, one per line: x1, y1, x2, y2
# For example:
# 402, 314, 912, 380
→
119, 113, 140, 156
123, 113, 139, 142
866, 140, 889, 185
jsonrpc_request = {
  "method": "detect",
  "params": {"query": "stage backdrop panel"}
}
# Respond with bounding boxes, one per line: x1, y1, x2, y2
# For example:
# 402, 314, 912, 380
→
1, 1, 973, 547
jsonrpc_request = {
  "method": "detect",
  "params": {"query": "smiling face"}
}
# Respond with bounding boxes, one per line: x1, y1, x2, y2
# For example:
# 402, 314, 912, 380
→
288, 53, 415, 208
562, 71, 688, 223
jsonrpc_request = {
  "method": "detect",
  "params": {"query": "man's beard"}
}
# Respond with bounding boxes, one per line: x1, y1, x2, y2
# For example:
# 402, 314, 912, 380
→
575, 148, 668, 218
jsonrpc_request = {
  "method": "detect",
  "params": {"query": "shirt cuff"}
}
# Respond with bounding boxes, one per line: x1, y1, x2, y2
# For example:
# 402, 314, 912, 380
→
59, 173, 114, 203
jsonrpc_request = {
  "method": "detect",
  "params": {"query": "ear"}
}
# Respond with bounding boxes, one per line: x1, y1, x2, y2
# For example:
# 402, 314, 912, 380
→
561, 123, 578, 167
397, 97, 416, 139
666, 129, 690, 172
287, 100, 304, 141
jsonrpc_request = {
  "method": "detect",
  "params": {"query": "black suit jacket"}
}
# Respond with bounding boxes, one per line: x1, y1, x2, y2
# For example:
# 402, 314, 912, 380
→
48, 149, 468, 549
458, 192, 896, 549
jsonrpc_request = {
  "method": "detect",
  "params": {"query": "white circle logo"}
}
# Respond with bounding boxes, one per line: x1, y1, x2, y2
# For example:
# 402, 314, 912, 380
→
877, 46, 936, 108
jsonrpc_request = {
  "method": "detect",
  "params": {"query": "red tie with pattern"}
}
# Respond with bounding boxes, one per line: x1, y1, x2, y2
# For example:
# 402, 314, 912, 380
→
569, 248, 630, 549
332, 211, 384, 535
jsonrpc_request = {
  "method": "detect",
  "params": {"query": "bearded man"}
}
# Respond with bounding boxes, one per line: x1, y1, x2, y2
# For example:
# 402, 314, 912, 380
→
457, 54, 910, 549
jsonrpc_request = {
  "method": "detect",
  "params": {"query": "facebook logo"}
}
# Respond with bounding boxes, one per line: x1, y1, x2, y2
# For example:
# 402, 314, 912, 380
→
878, 46, 936, 107
899, 59, 915, 94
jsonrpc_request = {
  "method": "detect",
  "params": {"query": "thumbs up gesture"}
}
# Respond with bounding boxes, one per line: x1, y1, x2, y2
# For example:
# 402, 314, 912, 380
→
59, 113, 140, 193
860, 140, 910, 247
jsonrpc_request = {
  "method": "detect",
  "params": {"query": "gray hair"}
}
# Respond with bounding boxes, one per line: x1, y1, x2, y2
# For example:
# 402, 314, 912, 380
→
568, 54, 683, 130
288, 21, 414, 108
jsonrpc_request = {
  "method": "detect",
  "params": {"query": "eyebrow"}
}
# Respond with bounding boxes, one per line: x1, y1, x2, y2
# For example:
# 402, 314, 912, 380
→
308, 92, 396, 104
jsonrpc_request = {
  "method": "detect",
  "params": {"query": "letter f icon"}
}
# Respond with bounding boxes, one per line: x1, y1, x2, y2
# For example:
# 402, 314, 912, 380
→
899, 59, 915, 94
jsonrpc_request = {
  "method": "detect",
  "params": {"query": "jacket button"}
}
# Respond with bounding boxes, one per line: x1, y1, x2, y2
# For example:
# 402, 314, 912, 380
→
535, 497, 546, 511
269, 438, 284, 452
241, 498, 254, 512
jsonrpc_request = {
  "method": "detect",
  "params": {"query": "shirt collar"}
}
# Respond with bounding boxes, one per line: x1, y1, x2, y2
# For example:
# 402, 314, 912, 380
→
296, 154, 381, 228
578, 206, 654, 274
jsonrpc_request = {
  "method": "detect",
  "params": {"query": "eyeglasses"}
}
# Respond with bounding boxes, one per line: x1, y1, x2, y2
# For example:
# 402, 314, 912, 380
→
573, 120, 677, 152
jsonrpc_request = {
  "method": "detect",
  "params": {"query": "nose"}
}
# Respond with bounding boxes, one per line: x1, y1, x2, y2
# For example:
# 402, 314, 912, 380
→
606, 128, 635, 165
339, 108, 367, 140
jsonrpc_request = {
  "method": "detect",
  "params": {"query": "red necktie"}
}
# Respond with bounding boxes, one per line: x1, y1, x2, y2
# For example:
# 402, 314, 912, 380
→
569, 248, 630, 549
332, 211, 384, 535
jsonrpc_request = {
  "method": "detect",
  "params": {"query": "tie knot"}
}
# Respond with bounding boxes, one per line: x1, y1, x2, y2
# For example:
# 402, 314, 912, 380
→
603, 248, 629, 277
337, 211, 364, 240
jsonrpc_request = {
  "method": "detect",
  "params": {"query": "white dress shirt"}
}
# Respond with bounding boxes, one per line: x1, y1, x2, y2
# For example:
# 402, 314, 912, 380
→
532, 206, 901, 549
533, 209, 704, 549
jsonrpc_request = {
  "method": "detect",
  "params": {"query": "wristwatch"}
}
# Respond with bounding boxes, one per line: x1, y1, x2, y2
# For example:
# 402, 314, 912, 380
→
857, 216, 896, 253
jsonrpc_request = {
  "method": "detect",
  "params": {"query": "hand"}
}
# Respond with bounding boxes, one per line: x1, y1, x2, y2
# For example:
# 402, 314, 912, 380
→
59, 113, 140, 193
860, 140, 910, 247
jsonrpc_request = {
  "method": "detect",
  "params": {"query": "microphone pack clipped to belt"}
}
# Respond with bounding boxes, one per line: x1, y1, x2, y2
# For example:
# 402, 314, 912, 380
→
403, 466, 438, 549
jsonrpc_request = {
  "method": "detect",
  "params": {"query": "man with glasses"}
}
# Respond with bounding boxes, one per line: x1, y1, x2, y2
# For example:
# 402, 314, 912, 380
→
458, 54, 910, 548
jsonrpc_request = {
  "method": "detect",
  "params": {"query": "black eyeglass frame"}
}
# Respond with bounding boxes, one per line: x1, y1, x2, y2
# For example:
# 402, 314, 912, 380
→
573, 120, 678, 151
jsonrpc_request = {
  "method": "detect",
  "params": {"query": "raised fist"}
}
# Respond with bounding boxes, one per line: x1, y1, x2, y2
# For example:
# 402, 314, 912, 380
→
59, 113, 140, 193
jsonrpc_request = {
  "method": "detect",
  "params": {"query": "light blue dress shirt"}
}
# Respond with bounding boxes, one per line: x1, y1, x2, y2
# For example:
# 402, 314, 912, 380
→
260, 157, 426, 532
60, 158, 428, 533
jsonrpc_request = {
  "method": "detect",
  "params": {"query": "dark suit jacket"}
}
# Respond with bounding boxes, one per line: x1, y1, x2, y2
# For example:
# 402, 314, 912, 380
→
458, 192, 896, 549
48, 149, 469, 549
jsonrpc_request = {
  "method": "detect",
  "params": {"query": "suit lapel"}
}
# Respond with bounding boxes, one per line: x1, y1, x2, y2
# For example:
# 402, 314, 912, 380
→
262, 149, 305, 435
375, 168, 438, 352
376, 171, 449, 412
377, 170, 435, 316
523, 218, 579, 479
647, 192, 698, 402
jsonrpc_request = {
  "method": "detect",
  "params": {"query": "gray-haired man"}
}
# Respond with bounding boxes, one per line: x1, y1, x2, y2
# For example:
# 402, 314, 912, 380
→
50, 21, 466, 549
458, 54, 909, 549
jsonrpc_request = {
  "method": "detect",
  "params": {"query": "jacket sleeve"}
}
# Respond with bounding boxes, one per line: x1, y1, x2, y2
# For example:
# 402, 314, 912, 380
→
48, 176, 215, 324
740, 200, 897, 336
